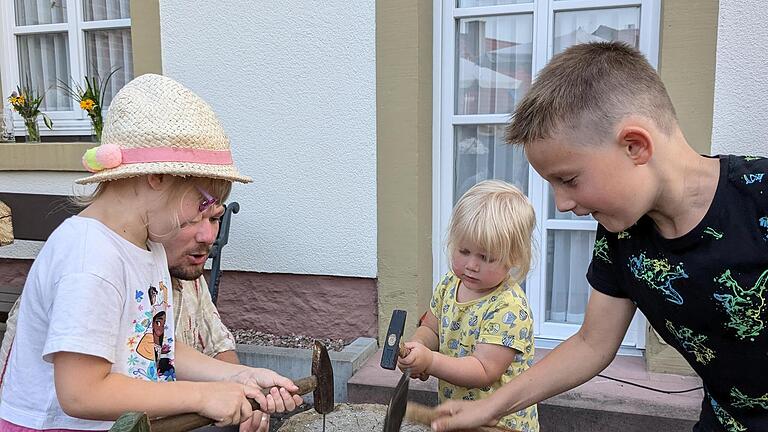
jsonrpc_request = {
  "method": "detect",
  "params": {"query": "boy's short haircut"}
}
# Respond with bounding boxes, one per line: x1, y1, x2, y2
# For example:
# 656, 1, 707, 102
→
506, 41, 677, 146
447, 180, 536, 283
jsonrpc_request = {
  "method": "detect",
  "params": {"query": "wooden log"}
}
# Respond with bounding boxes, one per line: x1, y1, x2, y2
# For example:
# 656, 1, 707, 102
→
0, 201, 12, 246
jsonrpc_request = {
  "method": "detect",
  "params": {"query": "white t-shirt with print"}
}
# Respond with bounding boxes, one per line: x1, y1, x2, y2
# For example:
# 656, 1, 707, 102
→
0, 216, 176, 430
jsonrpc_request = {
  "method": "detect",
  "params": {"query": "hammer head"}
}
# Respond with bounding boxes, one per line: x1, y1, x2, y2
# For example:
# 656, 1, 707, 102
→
312, 341, 335, 414
382, 371, 410, 432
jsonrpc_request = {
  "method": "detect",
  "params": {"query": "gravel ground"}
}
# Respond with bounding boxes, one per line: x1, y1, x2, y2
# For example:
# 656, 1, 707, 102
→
232, 329, 347, 352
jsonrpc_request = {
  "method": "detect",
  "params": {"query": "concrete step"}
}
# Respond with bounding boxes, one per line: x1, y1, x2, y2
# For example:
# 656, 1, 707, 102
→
348, 348, 701, 432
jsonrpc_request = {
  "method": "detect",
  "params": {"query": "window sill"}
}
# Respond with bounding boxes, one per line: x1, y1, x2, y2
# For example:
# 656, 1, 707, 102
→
0, 142, 93, 172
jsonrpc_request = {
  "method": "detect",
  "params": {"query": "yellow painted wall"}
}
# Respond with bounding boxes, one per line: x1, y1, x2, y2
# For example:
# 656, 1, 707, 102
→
647, 0, 719, 374
130, 0, 163, 76
376, 0, 433, 341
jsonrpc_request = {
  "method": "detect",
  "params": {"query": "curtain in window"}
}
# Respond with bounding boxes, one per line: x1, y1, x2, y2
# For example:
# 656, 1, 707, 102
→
14, 0, 67, 26
546, 228, 595, 323
17, 33, 71, 111
15, 1, 70, 110
84, 28, 133, 107
82, 0, 130, 21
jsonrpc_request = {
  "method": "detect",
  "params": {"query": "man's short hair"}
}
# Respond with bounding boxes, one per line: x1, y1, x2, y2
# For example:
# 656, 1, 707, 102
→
506, 41, 677, 146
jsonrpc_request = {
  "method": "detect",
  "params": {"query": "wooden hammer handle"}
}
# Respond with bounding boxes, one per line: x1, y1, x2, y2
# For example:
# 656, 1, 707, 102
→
406, 402, 521, 432
151, 376, 317, 432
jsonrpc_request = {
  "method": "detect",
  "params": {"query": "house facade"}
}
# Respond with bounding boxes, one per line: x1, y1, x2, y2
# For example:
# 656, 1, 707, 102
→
1, 0, 763, 375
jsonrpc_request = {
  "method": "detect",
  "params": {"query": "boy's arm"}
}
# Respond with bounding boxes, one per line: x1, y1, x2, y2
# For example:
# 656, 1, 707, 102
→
431, 289, 636, 431
428, 343, 517, 388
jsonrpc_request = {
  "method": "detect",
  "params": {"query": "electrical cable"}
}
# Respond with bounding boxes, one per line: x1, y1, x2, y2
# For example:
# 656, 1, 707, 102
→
597, 374, 703, 394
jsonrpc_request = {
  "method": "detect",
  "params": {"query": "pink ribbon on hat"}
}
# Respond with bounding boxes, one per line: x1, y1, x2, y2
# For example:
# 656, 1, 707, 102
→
121, 147, 233, 164
82, 144, 233, 173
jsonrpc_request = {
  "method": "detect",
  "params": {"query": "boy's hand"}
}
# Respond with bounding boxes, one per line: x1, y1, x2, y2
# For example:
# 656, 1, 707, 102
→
430, 399, 499, 431
229, 367, 304, 413
397, 341, 434, 376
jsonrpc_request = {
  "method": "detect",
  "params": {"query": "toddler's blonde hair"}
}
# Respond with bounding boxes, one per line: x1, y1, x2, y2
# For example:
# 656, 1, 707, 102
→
447, 180, 535, 284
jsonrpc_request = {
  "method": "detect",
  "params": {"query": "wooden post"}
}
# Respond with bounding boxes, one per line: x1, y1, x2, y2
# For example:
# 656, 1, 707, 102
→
0, 201, 12, 246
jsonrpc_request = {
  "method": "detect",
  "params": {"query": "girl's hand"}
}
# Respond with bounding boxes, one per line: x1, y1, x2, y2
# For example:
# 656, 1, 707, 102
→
229, 367, 304, 413
397, 341, 434, 376
429, 399, 499, 431
196, 381, 258, 427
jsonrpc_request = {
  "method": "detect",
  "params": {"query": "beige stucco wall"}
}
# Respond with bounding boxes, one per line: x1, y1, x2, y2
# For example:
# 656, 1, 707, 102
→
377, 1, 433, 342
647, 0, 719, 375
658, 0, 719, 156
130, 0, 163, 76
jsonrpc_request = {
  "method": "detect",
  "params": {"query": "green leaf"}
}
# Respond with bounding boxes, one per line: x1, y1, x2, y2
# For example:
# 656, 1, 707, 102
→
42, 114, 53, 130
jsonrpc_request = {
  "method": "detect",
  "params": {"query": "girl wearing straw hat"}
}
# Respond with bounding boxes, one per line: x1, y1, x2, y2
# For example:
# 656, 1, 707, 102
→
0, 74, 301, 432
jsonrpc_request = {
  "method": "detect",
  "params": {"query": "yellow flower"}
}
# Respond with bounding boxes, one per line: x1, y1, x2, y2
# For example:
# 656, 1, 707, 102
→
80, 98, 95, 110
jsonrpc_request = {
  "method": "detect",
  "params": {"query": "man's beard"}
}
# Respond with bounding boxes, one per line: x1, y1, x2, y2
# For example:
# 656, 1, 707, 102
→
169, 264, 205, 281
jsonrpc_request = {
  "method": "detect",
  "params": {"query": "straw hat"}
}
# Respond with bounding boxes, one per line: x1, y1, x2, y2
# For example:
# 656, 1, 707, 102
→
76, 74, 252, 184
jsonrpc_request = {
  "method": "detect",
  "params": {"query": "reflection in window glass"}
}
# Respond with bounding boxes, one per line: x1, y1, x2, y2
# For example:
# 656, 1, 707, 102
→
17, 33, 72, 111
545, 229, 596, 324
458, 0, 531, 6
454, 125, 529, 202
553, 7, 640, 54
15, 0, 68, 26
82, 0, 130, 21
84, 28, 134, 106
456, 14, 533, 115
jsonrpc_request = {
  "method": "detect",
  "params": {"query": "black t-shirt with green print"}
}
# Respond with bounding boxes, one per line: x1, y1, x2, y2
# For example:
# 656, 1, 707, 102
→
587, 155, 768, 432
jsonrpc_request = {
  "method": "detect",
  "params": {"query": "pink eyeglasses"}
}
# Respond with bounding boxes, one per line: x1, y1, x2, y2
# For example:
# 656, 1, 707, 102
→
195, 186, 219, 213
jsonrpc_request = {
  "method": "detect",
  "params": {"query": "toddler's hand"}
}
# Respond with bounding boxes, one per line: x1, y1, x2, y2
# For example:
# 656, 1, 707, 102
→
397, 341, 433, 376
196, 381, 256, 427
229, 367, 304, 414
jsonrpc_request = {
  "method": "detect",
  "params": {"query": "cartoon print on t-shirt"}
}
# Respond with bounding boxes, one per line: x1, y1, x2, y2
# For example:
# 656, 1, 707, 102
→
132, 281, 175, 380
712, 269, 768, 340
710, 396, 747, 432
629, 253, 687, 305
730, 387, 768, 410
665, 320, 715, 365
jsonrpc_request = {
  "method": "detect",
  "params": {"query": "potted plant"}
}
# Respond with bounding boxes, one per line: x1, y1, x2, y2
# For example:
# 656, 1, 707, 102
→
7, 84, 53, 143
59, 69, 119, 142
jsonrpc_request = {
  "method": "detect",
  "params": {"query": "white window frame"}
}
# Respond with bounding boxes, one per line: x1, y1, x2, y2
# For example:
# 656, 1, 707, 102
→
433, 0, 661, 350
0, 1, 131, 136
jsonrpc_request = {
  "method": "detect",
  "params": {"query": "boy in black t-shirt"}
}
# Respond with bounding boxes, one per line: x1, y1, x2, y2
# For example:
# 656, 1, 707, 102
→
430, 41, 768, 432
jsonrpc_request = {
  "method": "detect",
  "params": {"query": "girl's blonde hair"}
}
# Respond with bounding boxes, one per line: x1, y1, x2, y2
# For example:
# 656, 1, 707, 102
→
447, 180, 535, 283
73, 175, 232, 235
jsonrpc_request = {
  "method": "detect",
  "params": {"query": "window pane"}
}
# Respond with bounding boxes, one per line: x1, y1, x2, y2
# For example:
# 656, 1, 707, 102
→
454, 125, 528, 202
17, 33, 72, 111
553, 7, 640, 54
545, 229, 595, 324
458, 0, 531, 6
84, 28, 134, 106
547, 185, 595, 221
15, 0, 68, 25
456, 14, 533, 115
82, 0, 130, 21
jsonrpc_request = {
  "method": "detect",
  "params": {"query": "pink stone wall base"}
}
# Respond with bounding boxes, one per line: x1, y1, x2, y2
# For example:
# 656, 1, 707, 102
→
0, 260, 379, 342
210, 271, 378, 342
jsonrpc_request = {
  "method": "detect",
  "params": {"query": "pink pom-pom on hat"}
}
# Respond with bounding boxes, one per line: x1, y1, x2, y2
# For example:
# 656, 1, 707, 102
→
96, 144, 122, 169
82, 144, 122, 173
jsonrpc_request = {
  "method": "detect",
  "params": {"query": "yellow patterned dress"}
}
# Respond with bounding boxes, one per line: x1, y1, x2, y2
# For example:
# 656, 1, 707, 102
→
430, 271, 539, 431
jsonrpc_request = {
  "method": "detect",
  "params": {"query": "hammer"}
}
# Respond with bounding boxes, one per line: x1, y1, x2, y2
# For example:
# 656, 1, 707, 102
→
109, 341, 335, 432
